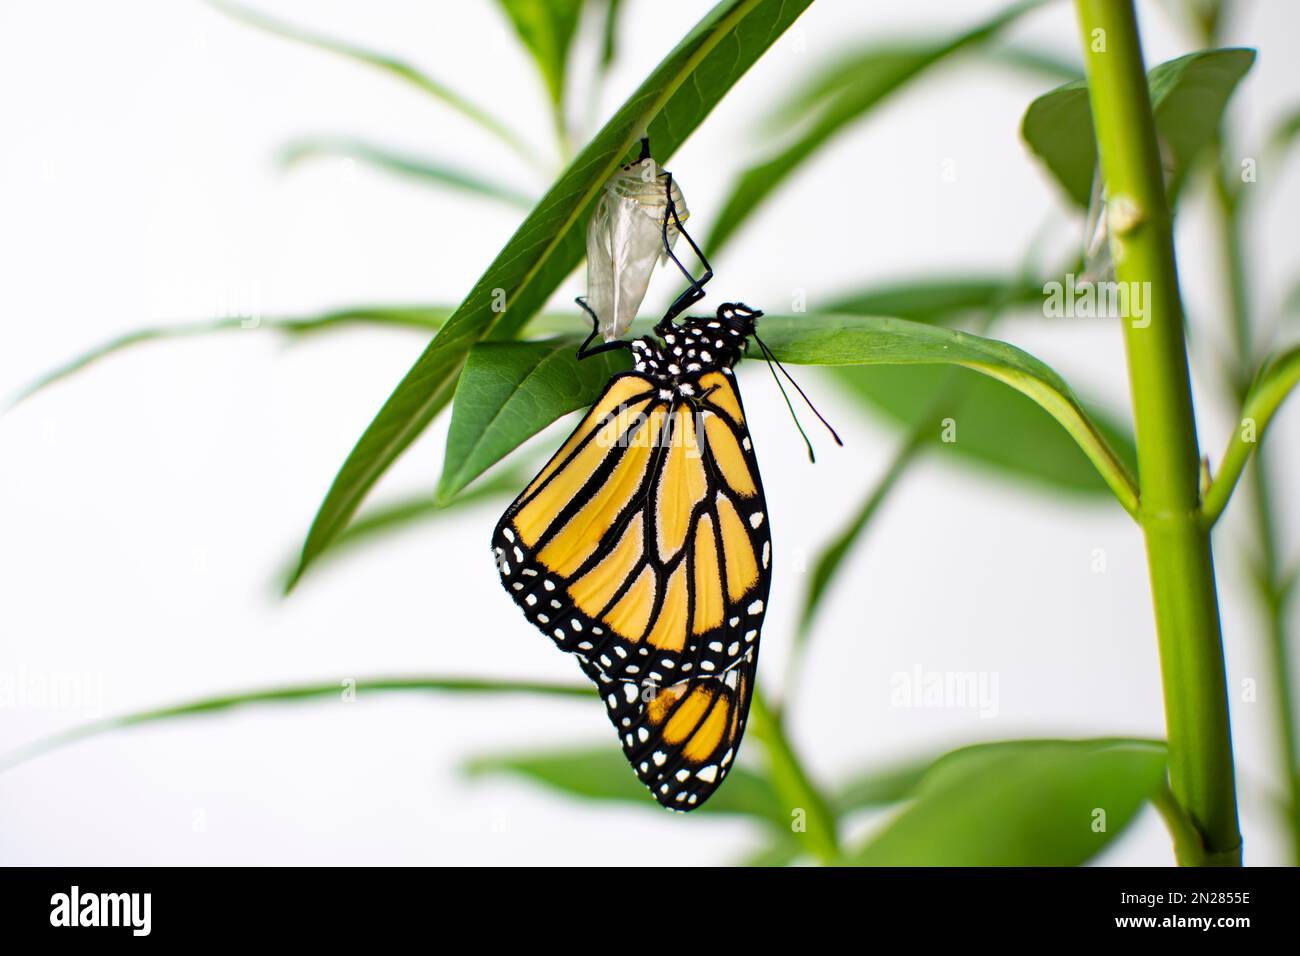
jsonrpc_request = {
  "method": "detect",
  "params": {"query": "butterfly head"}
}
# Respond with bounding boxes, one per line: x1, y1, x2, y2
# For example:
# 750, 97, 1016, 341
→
715, 301, 762, 336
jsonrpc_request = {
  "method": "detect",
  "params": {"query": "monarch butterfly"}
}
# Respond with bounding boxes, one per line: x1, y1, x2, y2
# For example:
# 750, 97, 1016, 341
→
491, 140, 833, 810
492, 299, 769, 809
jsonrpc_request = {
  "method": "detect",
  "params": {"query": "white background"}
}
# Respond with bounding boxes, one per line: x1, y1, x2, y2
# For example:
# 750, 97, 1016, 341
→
2, 0, 1298, 865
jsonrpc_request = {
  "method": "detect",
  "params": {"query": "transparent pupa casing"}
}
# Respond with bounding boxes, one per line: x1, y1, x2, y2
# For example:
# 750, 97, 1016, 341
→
585, 157, 688, 342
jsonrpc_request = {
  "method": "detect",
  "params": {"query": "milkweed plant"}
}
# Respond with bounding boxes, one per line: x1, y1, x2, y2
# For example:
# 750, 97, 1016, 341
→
6, 0, 1300, 866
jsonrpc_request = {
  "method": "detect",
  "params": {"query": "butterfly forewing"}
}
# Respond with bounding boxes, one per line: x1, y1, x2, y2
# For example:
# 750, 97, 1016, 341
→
493, 367, 769, 685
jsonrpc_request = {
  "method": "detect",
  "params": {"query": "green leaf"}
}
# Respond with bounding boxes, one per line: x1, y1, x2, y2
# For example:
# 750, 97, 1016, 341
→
1022, 47, 1256, 207
988, 43, 1084, 84
495, 0, 585, 109
286, 0, 814, 591
1203, 342, 1300, 526
756, 44, 937, 135
599, 0, 625, 72
465, 744, 787, 824
734, 839, 804, 867
707, 0, 1045, 253
437, 339, 630, 502
824, 275, 1042, 325
0, 677, 590, 773
848, 739, 1168, 866
331, 468, 528, 551
1146, 48, 1256, 198
280, 137, 535, 207
758, 36, 1078, 139
10, 306, 453, 407
206, 1, 536, 163
829, 364, 1137, 495
832, 752, 939, 814
281, 464, 533, 590
759, 313, 1139, 514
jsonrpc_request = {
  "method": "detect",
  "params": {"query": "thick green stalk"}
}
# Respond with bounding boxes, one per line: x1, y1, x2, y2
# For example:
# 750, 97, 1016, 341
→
749, 689, 840, 863
1074, 0, 1240, 865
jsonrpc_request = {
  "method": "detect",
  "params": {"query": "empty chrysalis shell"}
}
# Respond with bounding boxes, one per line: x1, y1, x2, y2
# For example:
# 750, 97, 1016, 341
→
585, 156, 688, 341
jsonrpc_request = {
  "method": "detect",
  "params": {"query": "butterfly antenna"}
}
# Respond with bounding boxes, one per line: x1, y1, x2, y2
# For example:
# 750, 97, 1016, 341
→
753, 336, 817, 462
753, 333, 844, 454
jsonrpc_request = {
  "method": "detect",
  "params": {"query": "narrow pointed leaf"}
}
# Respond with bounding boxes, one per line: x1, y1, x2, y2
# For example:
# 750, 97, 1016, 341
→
287, 0, 815, 591
280, 137, 535, 207
599, 0, 625, 72
989, 44, 1083, 84
1, 678, 590, 772
281, 464, 533, 590
708, 0, 1045, 253
437, 339, 630, 502
495, 0, 585, 109
824, 275, 1043, 325
207, 0, 535, 161
11, 307, 453, 406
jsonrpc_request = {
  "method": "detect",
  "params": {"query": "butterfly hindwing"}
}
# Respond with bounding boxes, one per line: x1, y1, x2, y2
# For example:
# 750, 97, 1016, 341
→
577, 648, 757, 810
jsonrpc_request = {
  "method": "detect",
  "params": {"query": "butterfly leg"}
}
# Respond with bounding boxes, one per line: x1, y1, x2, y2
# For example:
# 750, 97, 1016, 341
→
575, 296, 632, 360
656, 170, 714, 333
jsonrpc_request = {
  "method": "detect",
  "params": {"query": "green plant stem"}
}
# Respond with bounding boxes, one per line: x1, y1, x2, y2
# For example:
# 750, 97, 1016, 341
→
1249, 454, 1300, 863
1206, 125, 1300, 860
748, 689, 840, 863
1212, 169, 1253, 383
1075, 0, 1240, 865
1151, 781, 1206, 863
